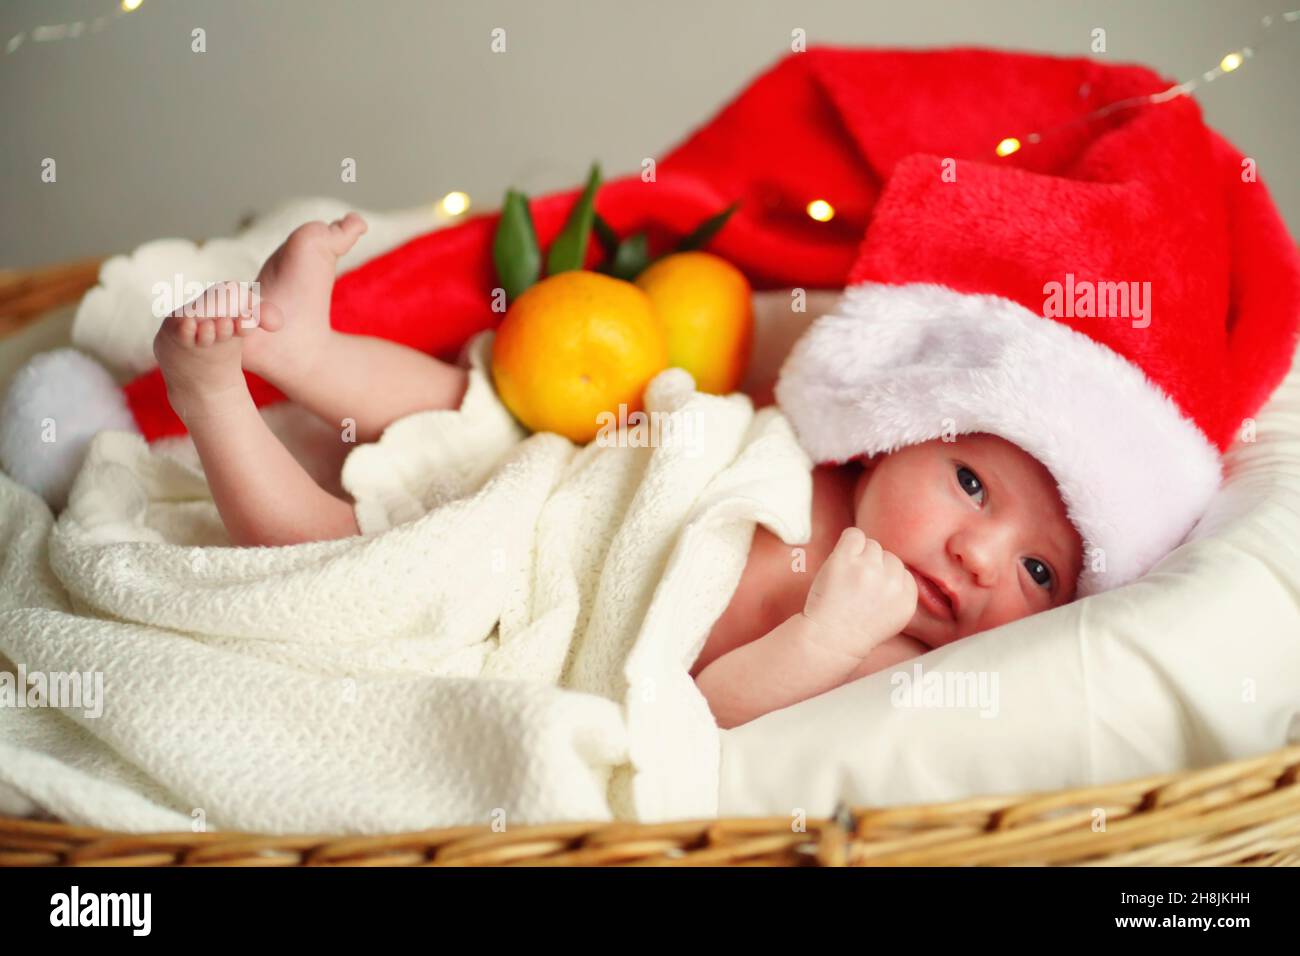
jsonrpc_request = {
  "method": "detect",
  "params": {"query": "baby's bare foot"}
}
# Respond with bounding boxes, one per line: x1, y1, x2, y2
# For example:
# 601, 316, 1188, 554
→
153, 281, 265, 423
240, 213, 368, 383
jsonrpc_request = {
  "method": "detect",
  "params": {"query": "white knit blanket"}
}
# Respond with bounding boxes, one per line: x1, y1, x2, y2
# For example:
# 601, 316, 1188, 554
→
0, 331, 813, 833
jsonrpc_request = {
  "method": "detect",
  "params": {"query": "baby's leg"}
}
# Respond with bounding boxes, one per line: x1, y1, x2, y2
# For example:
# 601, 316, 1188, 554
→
153, 284, 358, 546
241, 215, 470, 444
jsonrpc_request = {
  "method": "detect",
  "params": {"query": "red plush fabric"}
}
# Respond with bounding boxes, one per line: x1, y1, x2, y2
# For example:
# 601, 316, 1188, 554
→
832, 48, 1300, 454
123, 45, 1299, 445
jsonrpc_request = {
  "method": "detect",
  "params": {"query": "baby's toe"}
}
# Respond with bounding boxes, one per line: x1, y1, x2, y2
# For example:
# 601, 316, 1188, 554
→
196, 318, 217, 347
333, 212, 367, 234
227, 285, 255, 333
327, 212, 368, 253
255, 297, 284, 333
214, 315, 235, 341
175, 315, 198, 346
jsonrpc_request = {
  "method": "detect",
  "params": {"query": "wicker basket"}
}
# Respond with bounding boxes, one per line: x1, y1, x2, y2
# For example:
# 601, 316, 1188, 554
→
2, 258, 1298, 868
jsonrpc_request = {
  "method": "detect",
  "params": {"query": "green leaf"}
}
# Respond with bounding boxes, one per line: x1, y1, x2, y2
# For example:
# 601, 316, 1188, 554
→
592, 212, 621, 258
675, 201, 740, 252
492, 189, 541, 302
607, 232, 650, 282
547, 163, 602, 275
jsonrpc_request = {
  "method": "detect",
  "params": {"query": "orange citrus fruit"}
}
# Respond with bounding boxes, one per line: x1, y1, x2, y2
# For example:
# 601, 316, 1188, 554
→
635, 251, 753, 394
491, 270, 668, 443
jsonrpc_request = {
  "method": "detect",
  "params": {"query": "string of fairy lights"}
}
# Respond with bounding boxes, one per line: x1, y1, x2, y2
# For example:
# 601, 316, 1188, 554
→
993, 9, 1300, 158
4, 0, 144, 55
6, 3, 1297, 223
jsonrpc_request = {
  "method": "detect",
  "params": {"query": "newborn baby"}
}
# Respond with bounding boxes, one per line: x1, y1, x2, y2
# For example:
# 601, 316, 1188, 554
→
691, 438, 1083, 728
154, 214, 1082, 730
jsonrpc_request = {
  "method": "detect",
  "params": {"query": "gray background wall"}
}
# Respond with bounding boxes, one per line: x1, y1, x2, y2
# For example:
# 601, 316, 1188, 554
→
2, 0, 1296, 269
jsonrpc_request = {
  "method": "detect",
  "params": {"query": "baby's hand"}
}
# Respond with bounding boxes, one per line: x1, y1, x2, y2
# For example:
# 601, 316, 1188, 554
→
801, 528, 918, 659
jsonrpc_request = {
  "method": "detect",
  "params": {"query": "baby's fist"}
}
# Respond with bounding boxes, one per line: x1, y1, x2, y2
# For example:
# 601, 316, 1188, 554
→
802, 528, 919, 659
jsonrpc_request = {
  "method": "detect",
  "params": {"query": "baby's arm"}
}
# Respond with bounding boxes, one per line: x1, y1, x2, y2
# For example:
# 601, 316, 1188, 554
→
693, 613, 865, 730
695, 528, 919, 729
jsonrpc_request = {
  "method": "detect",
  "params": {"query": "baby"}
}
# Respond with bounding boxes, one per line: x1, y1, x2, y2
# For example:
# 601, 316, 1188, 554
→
691, 438, 1083, 728
154, 214, 1083, 729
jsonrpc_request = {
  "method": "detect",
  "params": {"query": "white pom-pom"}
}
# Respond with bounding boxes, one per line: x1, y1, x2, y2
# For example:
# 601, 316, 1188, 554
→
0, 349, 138, 510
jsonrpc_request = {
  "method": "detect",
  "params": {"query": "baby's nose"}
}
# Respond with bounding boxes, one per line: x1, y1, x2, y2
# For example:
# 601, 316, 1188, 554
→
951, 527, 1015, 586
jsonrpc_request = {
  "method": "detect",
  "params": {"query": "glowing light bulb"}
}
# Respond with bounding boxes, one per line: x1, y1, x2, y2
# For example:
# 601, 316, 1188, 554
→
996, 137, 1022, 157
438, 191, 471, 217
1219, 51, 1244, 72
806, 199, 835, 222
121, 0, 143, 12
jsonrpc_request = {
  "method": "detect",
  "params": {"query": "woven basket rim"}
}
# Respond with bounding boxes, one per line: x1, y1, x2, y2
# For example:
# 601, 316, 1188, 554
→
2, 743, 1297, 867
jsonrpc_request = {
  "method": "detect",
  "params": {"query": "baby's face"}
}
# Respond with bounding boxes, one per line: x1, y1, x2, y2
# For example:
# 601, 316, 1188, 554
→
852, 433, 1083, 650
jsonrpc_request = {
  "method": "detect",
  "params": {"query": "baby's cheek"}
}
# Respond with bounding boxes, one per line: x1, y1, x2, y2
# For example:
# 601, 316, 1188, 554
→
857, 505, 933, 551
859, 477, 954, 549
970, 593, 1039, 635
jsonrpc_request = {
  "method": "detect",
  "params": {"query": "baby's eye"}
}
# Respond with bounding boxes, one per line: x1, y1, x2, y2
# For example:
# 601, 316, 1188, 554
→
955, 465, 985, 505
1023, 557, 1053, 591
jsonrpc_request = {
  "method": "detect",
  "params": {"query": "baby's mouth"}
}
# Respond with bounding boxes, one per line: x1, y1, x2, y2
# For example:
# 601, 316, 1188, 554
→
908, 566, 955, 621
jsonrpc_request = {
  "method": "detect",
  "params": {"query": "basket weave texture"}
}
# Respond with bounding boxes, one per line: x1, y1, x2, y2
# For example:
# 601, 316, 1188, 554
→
2, 745, 1298, 866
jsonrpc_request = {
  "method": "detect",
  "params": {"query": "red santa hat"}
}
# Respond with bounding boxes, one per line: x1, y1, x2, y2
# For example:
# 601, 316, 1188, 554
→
774, 53, 1300, 598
